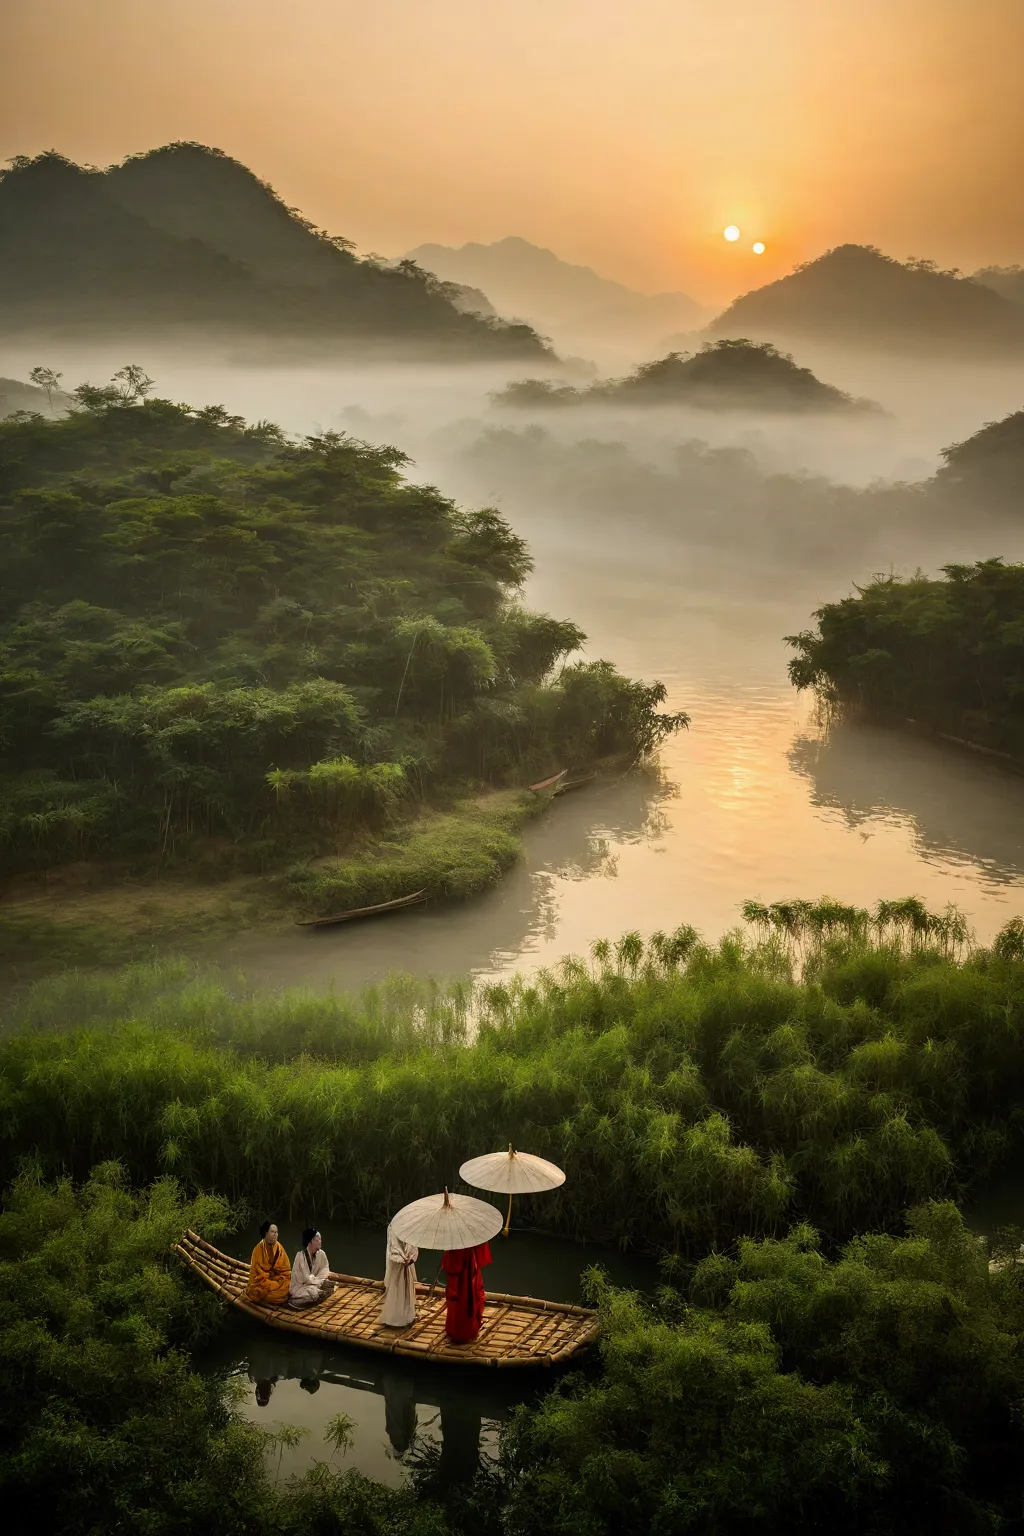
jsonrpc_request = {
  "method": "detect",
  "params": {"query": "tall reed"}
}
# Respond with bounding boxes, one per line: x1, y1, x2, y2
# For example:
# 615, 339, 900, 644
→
2, 901, 1022, 1254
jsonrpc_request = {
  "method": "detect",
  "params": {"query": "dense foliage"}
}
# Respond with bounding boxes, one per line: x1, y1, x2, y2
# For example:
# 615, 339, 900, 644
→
503, 1204, 1024, 1534
3, 907, 1024, 1535
0, 383, 682, 878
0, 1163, 456, 1535
787, 560, 1024, 760
4, 904, 1024, 1252
491, 340, 868, 413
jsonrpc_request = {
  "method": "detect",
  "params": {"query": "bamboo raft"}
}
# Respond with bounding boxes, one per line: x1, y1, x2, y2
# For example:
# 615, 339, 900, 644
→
296, 890, 427, 928
176, 1231, 599, 1368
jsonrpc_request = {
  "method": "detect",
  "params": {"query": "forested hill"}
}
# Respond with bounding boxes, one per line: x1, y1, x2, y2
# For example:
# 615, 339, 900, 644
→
0, 373, 681, 888
933, 406, 1024, 511
492, 340, 875, 413
708, 245, 1024, 356
0, 146, 549, 358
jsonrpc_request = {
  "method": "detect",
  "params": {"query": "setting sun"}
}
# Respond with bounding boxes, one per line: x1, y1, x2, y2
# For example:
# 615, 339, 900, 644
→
752, 241, 766, 254
723, 225, 740, 242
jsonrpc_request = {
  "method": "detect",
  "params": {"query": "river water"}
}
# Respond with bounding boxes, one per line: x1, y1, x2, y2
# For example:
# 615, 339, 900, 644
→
10, 343, 1024, 1478
220, 568, 1024, 995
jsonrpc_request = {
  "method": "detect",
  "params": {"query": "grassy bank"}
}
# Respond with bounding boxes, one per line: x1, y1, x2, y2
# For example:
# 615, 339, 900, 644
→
0, 788, 541, 979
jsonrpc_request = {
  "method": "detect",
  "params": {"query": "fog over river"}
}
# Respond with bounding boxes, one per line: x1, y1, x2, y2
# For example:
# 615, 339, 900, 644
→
8, 343, 1024, 990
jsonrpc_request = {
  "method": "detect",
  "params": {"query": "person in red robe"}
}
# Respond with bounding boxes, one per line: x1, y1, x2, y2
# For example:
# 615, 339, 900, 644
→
441, 1241, 492, 1342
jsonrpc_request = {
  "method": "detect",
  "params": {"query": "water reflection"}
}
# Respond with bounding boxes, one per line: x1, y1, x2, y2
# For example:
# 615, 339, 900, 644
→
205, 1319, 516, 1487
218, 764, 674, 994
789, 719, 1024, 887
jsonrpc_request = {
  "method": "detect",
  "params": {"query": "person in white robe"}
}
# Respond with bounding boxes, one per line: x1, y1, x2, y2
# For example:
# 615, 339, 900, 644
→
288, 1228, 334, 1309
381, 1222, 419, 1326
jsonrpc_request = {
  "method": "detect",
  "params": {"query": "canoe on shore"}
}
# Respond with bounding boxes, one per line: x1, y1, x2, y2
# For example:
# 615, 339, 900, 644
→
296, 890, 427, 928
529, 769, 568, 795
176, 1230, 599, 1369
554, 772, 597, 795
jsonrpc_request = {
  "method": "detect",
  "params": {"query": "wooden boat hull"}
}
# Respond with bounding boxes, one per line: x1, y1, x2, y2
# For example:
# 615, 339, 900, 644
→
176, 1230, 599, 1368
554, 773, 596, 795
296, 890, 427, 928
529, 769, 567, 795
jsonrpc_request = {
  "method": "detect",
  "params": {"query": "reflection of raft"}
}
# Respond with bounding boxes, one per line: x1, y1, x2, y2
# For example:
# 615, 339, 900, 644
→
295, 890, 427, 928
177, 1231, 599, 1368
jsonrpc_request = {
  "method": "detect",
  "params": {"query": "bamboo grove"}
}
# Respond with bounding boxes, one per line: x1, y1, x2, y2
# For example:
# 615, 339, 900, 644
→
0, 377, 685, 874
787, 559, 1024, 761
4, 901, 1023, 1255
3, 903, 1024, 1533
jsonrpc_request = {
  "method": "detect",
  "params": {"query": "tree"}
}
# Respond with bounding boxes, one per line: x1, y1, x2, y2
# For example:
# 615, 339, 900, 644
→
28, 365, 63, 412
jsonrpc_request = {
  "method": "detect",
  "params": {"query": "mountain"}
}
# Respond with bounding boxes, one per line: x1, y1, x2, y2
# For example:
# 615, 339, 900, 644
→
0, 374, 70, 418
491, 340, 876, 414
707, 245, 1024, 356
405, 235, 706, 346
0, 146, 549, 358
933, 407, 1024, 511
972, 266, 1024, 307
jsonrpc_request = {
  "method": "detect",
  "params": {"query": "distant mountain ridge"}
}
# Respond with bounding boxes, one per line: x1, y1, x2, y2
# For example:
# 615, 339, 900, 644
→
707, 245, 1024, 356
972, 266, 1024, 308
0, 145, 550, 358
406, 235, 706, 345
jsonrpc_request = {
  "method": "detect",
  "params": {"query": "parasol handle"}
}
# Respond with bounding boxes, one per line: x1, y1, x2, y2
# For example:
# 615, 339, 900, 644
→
427, 1262, 443, 1299
503, 1189, 513, 1238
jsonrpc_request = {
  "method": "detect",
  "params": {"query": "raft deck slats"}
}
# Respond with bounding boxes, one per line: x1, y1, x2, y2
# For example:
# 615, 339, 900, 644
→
176, 1230, 598, 1368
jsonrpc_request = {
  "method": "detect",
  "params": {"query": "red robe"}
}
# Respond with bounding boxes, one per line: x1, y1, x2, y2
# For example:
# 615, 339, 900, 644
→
442, 1242, 492, 1342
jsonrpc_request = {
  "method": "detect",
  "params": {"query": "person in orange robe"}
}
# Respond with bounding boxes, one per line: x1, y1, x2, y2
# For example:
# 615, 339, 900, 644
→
246, 1220, 291, 1304
441, 1241, 492, 1342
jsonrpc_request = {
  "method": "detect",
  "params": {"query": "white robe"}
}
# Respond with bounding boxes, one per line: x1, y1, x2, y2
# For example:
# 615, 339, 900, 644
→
381, 1224, 419, 1326
288, 1246, 331, 1308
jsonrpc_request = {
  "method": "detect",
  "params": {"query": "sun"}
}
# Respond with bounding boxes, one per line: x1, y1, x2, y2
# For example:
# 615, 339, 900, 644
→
723, 225, 740, 242
752, 241, 765, 254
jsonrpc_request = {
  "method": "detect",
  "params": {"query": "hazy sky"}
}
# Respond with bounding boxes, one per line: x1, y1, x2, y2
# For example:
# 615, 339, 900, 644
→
4, 0, 1023, 303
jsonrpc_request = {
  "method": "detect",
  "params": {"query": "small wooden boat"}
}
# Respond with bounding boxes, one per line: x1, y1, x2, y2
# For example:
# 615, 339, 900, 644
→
296, 890, 427, 928
176, 1230, 599, 1369
554, 772, 597, 795
529, 769, 568, 795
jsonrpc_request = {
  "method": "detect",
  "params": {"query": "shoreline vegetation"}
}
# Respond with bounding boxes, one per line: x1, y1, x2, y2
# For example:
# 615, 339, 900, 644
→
787, 560, 1024, 766
0, 372, 686, 975
2, 902, 1024, 1531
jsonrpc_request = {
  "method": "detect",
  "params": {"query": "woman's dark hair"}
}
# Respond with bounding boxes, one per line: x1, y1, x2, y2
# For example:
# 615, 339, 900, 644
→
301, 1227, 318, 1248
259, 1219, 273, 1239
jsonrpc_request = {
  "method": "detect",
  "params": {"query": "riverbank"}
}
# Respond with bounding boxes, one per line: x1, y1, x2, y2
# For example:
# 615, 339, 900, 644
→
0, 787, 542, 984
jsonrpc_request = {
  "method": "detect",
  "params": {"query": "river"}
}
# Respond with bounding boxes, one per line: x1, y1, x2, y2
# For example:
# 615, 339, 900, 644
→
9, 344, 1024, 1481
220, 569, 1024, 995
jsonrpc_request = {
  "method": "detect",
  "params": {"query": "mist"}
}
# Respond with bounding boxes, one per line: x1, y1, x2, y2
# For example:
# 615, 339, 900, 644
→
6, 326, 1023, 972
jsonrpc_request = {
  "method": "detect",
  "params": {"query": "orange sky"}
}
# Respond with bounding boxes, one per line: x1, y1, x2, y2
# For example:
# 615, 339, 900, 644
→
3, 0, 1023, 303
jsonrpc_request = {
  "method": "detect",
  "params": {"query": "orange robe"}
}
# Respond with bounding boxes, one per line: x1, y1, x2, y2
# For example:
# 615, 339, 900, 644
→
246, 1240, 291, 1304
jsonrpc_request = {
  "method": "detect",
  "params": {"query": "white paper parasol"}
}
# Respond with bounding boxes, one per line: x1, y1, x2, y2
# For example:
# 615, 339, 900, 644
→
459, 1145, 566, 1235
390, 1186, 503, 1251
